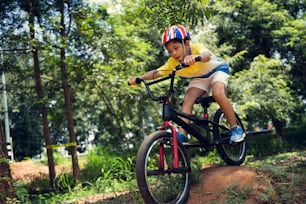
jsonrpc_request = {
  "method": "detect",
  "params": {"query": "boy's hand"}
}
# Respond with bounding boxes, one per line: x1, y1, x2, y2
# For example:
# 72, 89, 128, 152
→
183, 55, 198, 65
128, 76, 138, 86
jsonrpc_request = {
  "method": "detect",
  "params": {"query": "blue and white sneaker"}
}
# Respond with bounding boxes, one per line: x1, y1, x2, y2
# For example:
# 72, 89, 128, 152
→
230, 126, 246, 143
177, 132, 188, 143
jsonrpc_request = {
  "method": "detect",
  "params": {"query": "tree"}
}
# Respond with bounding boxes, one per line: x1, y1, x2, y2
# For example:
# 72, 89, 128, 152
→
58, 0, 80, 181
27, 0, 56, 187
229, 55, 302, 140
210, 0, 306, 99
0, 122, 14, 203
143, 0, 211, 30
273, 17, 306, 98
73, 0, 162, 149
210, 0, 288, 71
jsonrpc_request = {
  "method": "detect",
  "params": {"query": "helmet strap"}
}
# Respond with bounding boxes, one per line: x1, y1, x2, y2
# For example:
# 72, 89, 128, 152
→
182, 40, 187, 58
182, 39, 191, 60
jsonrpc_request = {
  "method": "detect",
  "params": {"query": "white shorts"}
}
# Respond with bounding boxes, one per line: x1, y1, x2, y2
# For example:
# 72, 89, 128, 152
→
187, 71, 229, 94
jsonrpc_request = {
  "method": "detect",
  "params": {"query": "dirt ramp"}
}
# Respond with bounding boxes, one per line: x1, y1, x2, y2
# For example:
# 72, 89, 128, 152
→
188, 166, 269, 204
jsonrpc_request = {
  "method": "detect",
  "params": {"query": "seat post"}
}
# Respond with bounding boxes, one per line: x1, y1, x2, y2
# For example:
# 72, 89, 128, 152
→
203, 106, 209, 119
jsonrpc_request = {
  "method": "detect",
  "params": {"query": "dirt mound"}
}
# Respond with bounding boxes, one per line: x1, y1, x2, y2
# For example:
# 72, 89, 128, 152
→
188, 165, 269, 203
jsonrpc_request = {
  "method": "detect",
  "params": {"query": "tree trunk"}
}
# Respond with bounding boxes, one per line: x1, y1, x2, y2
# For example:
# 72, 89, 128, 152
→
28, 0, 56, 188
0, 122, 14, 203
60, 0, 80, 181
272, 118, 287, 141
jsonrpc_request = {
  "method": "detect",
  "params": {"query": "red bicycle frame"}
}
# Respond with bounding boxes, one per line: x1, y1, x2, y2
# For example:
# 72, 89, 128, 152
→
159, 120, 180, 169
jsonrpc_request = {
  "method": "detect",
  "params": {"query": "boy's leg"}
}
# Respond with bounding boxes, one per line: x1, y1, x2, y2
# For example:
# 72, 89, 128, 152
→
179, 87, 206, 135
211, 82, 236, 127
212, 81, 245, 143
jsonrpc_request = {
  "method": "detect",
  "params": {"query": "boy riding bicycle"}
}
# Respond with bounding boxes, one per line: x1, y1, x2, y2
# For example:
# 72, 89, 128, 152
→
128, 24, 245, 143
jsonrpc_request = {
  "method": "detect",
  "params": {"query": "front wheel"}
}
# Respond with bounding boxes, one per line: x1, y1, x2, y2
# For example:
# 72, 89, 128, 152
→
136, 130, 191, 204
213, 109, 247, 165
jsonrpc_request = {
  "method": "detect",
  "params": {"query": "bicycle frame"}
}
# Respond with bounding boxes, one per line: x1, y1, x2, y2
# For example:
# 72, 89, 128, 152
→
165, 102, 231, 146
136, 62, 231, 170
159, 98, 230, 169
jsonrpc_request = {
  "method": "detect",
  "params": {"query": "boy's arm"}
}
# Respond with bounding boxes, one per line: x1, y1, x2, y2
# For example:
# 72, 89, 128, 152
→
198, 51, 211, 62
184, 51, 211, 65
128, 70, 161, 85
184, 43, 212, 65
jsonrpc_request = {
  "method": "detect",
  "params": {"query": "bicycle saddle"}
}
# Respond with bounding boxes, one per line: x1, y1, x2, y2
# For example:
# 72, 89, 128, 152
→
195, 96, 215, 107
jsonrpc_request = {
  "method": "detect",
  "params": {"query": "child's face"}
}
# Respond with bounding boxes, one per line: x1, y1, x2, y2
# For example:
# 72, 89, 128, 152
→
166, 41, 185, 62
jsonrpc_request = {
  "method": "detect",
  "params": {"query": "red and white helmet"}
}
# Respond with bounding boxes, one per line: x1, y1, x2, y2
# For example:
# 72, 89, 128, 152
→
162, 24, 191, 45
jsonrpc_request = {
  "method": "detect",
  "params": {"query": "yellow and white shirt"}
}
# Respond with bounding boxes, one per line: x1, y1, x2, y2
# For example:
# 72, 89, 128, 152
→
157, 43, 228, 78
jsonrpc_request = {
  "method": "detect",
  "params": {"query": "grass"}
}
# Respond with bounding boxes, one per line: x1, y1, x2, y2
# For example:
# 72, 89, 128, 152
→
245, 150, 306, 203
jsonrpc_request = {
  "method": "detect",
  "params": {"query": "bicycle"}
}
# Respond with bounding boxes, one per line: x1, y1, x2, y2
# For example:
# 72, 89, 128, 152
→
132, 57, 247, 204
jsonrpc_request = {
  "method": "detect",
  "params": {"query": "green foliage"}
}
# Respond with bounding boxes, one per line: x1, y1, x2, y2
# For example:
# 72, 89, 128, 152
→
272, 16, 306, 98
209, 0, 306, 99
41, 151, 67, 166
210, 0, 288, 69
55, 172, 76, 193
229, 55, 301, 129
247, 123, 306, 158
191, 148, 223, 165
247, 133, 288, 158
285, 123, 306, 146
246, 150, 306, 203
12, 181, 30, 204
10, 101, 44, 161
222, 185, 253, 204
0, 158, 10, 165
143, 0, 211, 29
81, 147, 135, 185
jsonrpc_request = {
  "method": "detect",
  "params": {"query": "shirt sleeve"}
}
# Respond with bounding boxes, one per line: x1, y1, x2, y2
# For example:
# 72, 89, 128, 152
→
156, 57, 179, 76
192, 43, 211, 55
156, 43, 213, 76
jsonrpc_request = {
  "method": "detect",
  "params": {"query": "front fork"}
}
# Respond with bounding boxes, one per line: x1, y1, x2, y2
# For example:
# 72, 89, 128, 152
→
160, 121, 180, 169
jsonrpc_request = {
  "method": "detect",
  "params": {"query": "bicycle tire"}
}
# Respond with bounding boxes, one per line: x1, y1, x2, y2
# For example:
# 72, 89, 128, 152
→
213, 109, 247, 165
136, 130, 191, 204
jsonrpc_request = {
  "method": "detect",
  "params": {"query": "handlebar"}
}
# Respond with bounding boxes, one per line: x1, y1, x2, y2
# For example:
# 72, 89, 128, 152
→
130, 56, 202, 102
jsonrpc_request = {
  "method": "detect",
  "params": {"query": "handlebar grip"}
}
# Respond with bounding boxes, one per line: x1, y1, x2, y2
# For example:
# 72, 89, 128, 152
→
135, 77, 142, 84
127, 77, 142, 86
195, 55, 201, 62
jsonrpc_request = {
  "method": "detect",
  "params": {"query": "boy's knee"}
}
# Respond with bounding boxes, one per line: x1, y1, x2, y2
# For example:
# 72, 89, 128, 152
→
183, 98, 193, 106
182, 97, 196, 109
212, 88, 226, 100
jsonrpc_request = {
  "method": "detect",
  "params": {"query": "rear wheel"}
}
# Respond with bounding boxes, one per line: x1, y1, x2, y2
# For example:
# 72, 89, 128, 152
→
136, 130, 191, 204
213, 109, 247, 165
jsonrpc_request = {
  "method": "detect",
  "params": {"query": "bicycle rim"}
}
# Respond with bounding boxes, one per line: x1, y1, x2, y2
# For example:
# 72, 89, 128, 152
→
213, 109, 246, 165
136, 131, 191, 204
